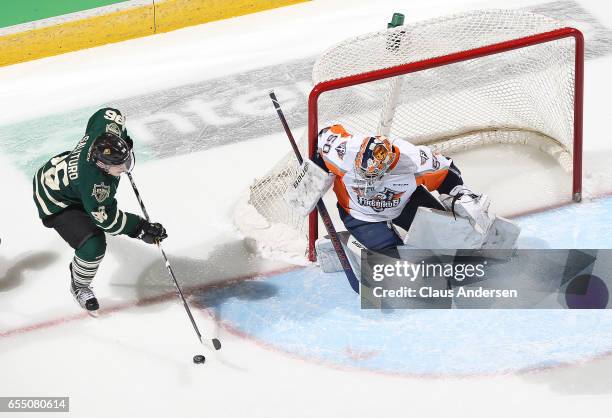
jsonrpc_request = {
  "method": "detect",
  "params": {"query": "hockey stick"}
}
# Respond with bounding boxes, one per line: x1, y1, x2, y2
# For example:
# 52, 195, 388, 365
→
269, 90, 360, 294
127, 172, 222, 351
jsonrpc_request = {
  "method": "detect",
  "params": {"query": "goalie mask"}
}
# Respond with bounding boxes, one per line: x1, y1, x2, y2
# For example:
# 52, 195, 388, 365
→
355, 136, 396, 182
90, 132, 134, 176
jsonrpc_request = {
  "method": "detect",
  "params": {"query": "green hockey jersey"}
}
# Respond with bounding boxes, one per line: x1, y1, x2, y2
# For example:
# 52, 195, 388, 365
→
33, 108, 142, 236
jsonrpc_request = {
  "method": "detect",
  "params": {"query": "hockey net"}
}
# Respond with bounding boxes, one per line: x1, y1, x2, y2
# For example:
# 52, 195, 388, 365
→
235, 9, 583, 262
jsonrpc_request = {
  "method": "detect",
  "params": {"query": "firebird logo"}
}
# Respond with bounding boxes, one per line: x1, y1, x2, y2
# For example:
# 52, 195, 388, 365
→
353, 187, 405, 212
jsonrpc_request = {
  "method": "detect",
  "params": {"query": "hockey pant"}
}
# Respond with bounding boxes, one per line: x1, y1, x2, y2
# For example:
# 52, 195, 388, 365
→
42, 206, 106, 287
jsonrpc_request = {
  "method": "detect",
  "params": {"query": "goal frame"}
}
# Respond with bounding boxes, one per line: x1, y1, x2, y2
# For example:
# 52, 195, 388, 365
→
306, 27, 584, 261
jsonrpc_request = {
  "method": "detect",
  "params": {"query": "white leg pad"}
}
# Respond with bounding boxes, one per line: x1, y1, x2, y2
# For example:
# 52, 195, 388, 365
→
315, 231, 365, 274
314, 209, 521, 272
403, 207, 520, 250
482, 216, 521, 250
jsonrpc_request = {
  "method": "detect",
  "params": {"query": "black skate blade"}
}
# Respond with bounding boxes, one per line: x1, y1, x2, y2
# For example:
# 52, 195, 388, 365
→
70, 296, 100, 317
201, 337, 221, 351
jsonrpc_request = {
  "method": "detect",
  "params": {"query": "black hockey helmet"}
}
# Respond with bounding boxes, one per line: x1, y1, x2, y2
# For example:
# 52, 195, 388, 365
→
91, 132, 134, 172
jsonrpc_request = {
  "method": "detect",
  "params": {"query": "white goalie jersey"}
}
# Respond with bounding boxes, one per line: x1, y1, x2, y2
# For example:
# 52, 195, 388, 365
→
317, 124, 454, 223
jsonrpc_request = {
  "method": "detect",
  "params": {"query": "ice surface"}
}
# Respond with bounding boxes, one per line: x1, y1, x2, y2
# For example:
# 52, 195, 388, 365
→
1, 0, 612, 417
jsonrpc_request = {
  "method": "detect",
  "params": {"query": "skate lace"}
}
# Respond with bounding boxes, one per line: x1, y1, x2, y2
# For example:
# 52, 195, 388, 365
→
75, 286, 95, 302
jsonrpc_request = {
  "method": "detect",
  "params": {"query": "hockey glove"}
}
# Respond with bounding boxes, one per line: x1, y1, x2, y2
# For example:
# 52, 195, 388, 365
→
136, 220, 168, 244
284, 159, 334, 217
439, 185, 494, 234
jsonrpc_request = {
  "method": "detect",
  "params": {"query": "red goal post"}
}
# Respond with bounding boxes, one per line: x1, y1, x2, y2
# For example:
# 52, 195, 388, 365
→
306, 25, 584, 262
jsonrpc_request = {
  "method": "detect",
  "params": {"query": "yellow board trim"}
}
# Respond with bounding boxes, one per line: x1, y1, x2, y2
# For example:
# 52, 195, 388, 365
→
0, 5, 154, 67
0, 0, 308, 67
154, 0, 307, 33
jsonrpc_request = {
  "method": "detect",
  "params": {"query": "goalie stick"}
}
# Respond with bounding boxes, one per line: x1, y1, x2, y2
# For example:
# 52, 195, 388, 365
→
127, 172, 222, 351
269, 90, 360, 294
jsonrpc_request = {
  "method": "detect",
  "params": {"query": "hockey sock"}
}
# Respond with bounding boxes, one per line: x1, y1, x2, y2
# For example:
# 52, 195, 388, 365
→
71, 255, 103, 287
72, 234, 106, 287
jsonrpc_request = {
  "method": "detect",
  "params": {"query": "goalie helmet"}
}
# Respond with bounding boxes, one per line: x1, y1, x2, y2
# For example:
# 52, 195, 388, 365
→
90, 132, 134, 174
355, 136, 396, 181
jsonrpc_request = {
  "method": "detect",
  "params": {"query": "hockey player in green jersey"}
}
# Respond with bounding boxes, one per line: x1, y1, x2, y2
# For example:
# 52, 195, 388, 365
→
33, 107, 167, 315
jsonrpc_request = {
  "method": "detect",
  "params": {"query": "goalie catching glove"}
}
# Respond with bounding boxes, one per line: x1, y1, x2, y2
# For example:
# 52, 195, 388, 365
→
439, 185, 494, 234
284, 159, 334, 216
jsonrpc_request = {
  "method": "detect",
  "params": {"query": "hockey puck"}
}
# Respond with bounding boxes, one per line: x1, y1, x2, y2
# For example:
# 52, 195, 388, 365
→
212, 338, 222, 350
193, 354, 206, 364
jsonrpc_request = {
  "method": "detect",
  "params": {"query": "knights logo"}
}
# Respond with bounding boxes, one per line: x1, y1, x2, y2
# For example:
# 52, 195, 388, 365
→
91, 206, 108, 223
335, 142, 347, 160
92, 182, 111, 203
353, 187, 405, 212
106, 122, 122, 137
419, 150, 429, 165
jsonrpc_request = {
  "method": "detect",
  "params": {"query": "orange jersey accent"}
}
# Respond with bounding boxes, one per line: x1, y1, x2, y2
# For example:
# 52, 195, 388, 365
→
416, 169, 449, 191
329, 124, 351, 137
333, 175, 351, 213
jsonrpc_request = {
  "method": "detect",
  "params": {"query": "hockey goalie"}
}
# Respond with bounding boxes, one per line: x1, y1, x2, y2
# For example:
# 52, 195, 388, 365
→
285, 124, 520, 266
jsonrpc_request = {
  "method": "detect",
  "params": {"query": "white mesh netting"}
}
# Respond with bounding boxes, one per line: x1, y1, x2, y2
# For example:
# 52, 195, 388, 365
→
235, 9, 579, 261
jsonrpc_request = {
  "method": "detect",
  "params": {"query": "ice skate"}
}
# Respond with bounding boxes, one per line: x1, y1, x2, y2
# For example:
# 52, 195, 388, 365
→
69, 263, 99, 316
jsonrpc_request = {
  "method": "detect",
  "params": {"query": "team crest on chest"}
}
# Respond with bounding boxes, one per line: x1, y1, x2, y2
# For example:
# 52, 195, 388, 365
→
92, 182, 111, 203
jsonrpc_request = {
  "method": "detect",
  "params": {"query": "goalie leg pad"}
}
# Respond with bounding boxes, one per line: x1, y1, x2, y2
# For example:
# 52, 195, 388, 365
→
482, 216, 521, 250
315, 231, 365, 274
317, 212, 520, 273
403, 207, 486, 249
403, 207, 520, 251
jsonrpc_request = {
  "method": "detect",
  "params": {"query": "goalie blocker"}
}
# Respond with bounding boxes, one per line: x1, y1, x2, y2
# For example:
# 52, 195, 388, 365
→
283, 159, 333, 217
